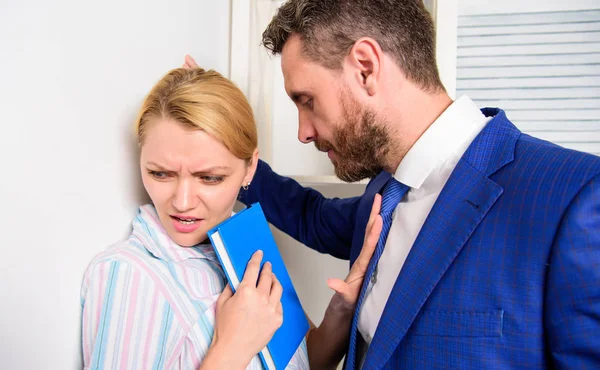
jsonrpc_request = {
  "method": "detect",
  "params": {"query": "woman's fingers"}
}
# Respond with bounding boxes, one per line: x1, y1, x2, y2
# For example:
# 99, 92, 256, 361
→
216, 283, 233, 312
241, 250, 263, 287
257, 262, 273, 295
269, 273, 283, 306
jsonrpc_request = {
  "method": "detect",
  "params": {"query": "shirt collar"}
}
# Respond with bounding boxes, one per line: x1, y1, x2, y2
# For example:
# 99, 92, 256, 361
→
394, 95, 488, 189
131, 204, 218, 263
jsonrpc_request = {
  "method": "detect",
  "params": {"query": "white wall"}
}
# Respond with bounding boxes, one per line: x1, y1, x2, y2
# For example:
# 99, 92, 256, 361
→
0, 0, 230, 368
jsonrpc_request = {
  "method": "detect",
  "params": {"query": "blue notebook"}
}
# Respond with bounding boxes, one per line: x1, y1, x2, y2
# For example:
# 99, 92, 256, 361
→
207, 203, 309, 370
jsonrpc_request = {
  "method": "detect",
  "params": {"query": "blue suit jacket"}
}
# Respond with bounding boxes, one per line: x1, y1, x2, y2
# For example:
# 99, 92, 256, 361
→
241, 109, 600, 369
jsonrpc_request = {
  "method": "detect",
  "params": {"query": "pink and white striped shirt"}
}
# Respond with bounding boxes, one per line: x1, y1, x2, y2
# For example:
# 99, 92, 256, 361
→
81, 204, 309, 370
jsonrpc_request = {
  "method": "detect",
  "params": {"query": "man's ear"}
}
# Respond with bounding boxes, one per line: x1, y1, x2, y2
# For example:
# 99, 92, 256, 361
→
346, 37, 383, 96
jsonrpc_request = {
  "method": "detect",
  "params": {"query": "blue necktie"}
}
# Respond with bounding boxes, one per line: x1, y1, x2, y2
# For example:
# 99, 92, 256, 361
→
346, 177, 409, 370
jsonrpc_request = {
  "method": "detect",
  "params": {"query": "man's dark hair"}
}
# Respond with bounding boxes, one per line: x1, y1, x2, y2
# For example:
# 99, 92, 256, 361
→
262, 0, 444, 92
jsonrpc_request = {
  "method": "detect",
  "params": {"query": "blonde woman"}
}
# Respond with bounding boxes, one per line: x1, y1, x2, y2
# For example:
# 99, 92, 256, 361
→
81, 67, 382, 369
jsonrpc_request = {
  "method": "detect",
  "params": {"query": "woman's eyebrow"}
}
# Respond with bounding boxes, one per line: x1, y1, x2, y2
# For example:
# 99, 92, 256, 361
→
192, 166, 230, 174
146, 162, 171, 170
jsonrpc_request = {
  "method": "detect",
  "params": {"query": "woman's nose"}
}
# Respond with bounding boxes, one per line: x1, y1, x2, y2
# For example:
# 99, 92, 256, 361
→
172, 178, 197, 212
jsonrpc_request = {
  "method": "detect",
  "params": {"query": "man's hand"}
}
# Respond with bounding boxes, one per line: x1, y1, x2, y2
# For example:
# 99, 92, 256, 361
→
182, 54, 200, 69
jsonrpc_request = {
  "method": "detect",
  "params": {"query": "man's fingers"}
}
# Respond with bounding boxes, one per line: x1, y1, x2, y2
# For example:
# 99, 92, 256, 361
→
183, 54, 199, 69
241, 250, 263, 286
257, 261, 273, 295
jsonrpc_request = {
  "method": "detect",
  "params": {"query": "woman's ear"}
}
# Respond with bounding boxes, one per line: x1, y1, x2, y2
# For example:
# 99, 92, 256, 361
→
243, 149, 260, 186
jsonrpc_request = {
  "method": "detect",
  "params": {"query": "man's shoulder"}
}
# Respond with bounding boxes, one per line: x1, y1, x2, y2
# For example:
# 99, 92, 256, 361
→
514, 132, 600, 178
495, 131, 600, 208
481, 109, 600, 180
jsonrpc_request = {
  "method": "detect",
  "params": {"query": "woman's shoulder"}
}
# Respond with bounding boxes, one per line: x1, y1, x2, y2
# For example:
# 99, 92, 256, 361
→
85, 239, 149, 270
80, 240, 156, 295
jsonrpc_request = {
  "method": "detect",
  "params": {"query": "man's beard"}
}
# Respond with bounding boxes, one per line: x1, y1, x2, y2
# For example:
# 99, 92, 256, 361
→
314, 90, 393, 183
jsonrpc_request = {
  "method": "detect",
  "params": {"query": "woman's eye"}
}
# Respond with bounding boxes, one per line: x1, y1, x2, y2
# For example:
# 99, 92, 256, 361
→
149, 170, 170, 179
201, 175, 224, 184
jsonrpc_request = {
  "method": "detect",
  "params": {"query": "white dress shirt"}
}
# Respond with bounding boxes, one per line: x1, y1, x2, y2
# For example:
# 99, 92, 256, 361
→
356, 95, 491, 363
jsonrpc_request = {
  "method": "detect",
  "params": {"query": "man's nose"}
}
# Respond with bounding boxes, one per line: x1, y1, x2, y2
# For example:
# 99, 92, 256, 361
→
297, 115, 317, 144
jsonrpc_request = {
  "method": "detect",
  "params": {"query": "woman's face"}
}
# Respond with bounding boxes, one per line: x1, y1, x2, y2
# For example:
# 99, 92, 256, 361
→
140, 118, 257, 247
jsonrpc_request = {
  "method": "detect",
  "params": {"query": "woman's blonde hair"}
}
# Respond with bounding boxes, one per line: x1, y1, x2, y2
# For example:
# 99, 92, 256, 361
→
135, 68, 257, 162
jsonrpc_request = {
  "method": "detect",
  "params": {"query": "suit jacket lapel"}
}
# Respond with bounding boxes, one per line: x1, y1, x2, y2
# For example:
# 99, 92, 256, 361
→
364, 159, 503, 369
363, 110, 521, 370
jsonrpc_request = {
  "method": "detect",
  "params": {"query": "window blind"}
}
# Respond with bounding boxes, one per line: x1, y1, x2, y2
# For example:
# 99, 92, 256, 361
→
456, 8, 600, 156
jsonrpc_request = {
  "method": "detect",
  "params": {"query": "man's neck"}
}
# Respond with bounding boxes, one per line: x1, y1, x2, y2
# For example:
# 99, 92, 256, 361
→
383, 84, 453, 174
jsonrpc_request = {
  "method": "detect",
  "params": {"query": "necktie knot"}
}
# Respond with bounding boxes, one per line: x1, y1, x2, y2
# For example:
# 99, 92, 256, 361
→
381, 177, 407, 216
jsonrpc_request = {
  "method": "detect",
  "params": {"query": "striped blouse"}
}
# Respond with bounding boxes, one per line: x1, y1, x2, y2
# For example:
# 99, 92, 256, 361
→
81, 204, 309, 370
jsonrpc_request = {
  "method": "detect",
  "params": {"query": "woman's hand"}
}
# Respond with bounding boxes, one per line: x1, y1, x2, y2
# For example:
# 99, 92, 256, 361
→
328, 193, 383, 310
307, 194, 383, 370
201, 250, 283, 370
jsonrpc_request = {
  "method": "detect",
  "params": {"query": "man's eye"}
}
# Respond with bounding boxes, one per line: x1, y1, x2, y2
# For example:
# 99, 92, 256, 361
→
303, 99, 313, 109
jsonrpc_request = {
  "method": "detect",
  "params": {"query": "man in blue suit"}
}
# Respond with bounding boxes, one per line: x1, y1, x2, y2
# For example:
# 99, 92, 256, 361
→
240, 0, 600, 369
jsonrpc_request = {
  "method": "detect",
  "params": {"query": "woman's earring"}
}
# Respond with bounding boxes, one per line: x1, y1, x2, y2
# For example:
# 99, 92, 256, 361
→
242, 181, 251, 191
